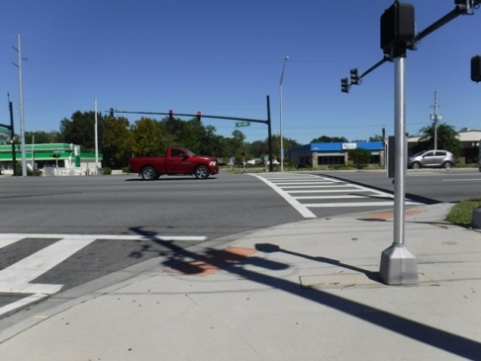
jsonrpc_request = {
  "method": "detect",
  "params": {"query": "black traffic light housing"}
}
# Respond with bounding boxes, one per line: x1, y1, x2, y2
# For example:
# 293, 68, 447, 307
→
350, 68, 360, 85
196, 111, 201, 121
168, 109, 173, 120
454, 0, 478, 13
341, 78, 350, 93
471, 55, 481, 82
380, 2, 416, 55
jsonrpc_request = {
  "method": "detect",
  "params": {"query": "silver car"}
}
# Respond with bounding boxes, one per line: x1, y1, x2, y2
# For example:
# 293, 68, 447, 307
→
408, 150, 456, 169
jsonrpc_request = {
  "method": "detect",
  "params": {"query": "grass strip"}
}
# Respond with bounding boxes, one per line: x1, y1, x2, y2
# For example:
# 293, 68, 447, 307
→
445, 198, 481, 227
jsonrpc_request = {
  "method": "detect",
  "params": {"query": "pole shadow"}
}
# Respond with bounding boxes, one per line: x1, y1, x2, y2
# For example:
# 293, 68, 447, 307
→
130, 226, 481, 360
254, 243, 383, 284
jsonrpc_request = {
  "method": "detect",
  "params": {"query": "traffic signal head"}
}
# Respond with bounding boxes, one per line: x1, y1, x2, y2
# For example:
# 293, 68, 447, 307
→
168, 109, 173, 119
380, 2, 415, 55
196, 111, 201, 121
341, 78, 350, 93
472, 55, 481, 82
455, 0, 476, 14
350, 68, 360, 85
109, 108, 114, 117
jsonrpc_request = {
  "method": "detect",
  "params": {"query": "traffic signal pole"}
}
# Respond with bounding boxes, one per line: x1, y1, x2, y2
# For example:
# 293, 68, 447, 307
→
379, 54, 418, 285
111, 95, 274, 172
341, 0, 480, 285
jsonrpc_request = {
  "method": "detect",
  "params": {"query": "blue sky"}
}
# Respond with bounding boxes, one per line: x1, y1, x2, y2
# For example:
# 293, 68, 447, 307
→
0, 0, 480, 145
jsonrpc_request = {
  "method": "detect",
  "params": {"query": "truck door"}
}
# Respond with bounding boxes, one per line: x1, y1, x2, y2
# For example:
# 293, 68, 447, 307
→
168, 149, 193, 173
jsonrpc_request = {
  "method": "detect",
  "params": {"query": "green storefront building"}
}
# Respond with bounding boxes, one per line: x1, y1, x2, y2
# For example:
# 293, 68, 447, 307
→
0, 143, 102, 175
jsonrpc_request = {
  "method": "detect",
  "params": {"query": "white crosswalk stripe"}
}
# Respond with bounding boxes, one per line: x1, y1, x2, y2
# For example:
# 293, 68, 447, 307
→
250, 173, 422, 218
0, 233, 207, 317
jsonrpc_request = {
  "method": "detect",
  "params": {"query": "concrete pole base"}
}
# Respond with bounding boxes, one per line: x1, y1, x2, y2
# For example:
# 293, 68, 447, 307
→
379, 244, 418, 285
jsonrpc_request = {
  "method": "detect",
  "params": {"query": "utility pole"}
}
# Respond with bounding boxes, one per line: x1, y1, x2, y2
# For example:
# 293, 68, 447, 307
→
279, 56, 289, 172
94, 98, 99, 175
430, 91, 442, 151
12, 34, 27, 176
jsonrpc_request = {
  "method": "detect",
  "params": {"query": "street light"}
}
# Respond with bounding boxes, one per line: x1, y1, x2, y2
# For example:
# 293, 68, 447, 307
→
94, 98, 99, 175
31, 130, 35, 170
279, 56, 289, 172
430, 91, 441, 151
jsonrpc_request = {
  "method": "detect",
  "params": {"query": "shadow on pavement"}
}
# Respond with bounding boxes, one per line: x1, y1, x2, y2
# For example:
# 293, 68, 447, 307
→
255, 243, 383, 284
130, 226, 481, 360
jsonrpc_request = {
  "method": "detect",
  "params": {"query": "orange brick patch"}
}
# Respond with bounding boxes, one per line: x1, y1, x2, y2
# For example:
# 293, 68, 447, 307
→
170, 247, 256, 277
361, 209, 424, 221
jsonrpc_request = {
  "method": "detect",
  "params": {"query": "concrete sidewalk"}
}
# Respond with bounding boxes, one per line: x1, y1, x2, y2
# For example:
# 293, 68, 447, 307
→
0, 203, 480, 360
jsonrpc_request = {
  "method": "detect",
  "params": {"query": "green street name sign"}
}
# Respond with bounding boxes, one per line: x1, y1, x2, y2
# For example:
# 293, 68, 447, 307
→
235, 121, 250, 127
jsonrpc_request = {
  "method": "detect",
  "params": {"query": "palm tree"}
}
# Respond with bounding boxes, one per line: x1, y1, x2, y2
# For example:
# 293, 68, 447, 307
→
418, 123, 461, 156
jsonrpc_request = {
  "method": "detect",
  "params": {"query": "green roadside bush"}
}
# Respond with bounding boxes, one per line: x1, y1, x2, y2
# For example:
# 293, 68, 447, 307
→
445, 198, 481, 227
100, 167, 112, 175
347, 148, 371, 170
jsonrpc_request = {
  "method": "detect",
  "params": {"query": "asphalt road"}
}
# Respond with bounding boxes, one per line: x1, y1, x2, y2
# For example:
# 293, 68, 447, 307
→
3, 169, 478, 240
317, 168, 481, 204
1, 168, 480, 321
0, 172, 304, 240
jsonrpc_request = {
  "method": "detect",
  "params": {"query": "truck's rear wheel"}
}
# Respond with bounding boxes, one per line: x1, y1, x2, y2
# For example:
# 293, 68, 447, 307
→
194, 165, 210, 179
141, 166, 157, 180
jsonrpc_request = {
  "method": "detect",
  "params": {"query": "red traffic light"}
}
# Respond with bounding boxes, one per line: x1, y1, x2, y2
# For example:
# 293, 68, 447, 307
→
196, 111, 201, 121
168, 109, 173, 119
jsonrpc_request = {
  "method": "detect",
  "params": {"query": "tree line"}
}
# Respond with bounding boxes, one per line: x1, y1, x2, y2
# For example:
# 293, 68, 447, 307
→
1, 110, 462, 169
10, 111, 302, 169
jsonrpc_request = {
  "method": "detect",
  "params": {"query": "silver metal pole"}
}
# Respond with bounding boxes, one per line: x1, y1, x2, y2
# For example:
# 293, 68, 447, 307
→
279, 56, 288, 172
393, 57, 406, 246
431, 91, 441, 151
94, 98, 99, 175
31, 131, 35, 170
379, 55, 418, 285
14, 34, 27, 176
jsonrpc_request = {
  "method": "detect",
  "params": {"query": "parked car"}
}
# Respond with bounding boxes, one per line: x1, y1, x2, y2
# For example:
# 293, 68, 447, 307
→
247, 158, 262, 166
408, 150, 456, 169
265, 159, 280, 165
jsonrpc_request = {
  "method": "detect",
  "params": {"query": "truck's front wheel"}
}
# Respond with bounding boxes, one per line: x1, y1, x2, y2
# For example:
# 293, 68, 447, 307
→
194, 165, 210, 179
141, 166, 157, 180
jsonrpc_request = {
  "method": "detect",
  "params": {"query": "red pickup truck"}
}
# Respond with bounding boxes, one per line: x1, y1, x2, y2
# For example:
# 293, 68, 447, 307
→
129, 147, 219, 180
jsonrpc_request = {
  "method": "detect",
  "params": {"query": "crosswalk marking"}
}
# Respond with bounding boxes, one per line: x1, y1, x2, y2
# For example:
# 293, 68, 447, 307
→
250, 174, 317, 219
0, 233, 207, 317
0, 238, 96, 292
251, 172, 422, 217
0, 234, 207, 242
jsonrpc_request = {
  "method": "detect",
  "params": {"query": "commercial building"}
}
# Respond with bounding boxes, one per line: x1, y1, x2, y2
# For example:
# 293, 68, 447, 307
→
288, 141, 385, 169
0, 143, 102, 176
407, 130, 481, 164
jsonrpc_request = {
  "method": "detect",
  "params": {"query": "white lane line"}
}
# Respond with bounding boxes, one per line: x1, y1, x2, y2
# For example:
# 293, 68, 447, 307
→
0, 238, 25, 250
294, 195, 394, 200
250, 174, 317, 218
280, 184, 349, 189
304, 201, 420, 208
0, 234, 207, 242
0, 237, 97, 289
274, 181, 335, 185
288, 189, 371, 193
0, 233, 208, 316
442, 179, 481, 182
